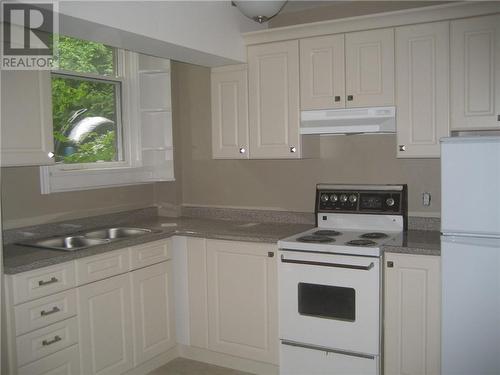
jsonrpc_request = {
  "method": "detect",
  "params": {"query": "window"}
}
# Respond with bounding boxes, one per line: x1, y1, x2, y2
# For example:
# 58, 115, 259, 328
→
52, 36, 123, 165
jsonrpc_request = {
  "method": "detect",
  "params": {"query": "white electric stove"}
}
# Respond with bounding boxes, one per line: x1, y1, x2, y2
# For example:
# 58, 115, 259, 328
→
278, 184, 407, 375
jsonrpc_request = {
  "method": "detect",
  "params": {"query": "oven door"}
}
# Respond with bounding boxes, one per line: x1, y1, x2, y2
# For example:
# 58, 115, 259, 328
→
279, 250, 380, 355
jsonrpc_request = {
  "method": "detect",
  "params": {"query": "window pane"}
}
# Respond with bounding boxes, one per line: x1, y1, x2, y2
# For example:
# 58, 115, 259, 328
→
56, 35, 115, 76
52, 76, 122, 164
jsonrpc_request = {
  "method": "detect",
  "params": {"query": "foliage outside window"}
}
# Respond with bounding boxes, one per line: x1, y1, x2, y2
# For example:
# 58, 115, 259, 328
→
52, 36, 123, 164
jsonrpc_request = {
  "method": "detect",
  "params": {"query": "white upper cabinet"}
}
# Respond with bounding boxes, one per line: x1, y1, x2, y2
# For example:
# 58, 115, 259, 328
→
451, 14, 500, 130
1, 70, 54, 166
395, 22, 450, 158
345, 28, 395, 108
211, 65, 249, 159
300, 34, 346, 110
248, 40, 302, 159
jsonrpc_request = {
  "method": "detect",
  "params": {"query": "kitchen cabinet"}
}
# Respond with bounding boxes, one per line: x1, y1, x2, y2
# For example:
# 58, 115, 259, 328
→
206, 239, 278, 364
300, 34, 346, 110
384, 253, 441, 375
395, 21, 450, 158
131, 262, 175, 367
211, 65, 249, 159
77, 273, 134, 375
248, 40, 304, 159
300, 28, 394, 110
0, 70, 54, 166
451, 14, 500, 130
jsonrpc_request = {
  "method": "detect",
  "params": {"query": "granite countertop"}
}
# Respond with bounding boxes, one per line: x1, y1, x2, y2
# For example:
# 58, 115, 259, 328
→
2, 212, 441, 275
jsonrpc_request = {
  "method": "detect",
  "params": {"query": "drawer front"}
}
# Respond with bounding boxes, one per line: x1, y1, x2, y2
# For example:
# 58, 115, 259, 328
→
130, 240, 170, 270
16, 317, 79, 366
76, 249, 130, 285
11, 262, 76, 305
17, 344, 80, 375
14, 289, 77, 336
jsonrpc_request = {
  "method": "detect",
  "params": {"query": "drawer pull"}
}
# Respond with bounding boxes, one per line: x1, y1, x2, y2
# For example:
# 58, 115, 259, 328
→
42, 335, 61, 346
38, 277, 58, 286
40, 306, 60, 316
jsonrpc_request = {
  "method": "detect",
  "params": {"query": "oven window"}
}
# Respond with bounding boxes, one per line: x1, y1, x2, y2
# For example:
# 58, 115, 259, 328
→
298, 283, 355, 322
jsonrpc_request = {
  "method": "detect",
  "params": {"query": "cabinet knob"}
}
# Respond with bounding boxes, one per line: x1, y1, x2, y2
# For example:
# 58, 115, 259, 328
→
268, 252, 274, 258
290, 146, 297, 153
399, 145, 406, 152
347, 95, 353, 101
334, 96, 341, 102
387, 261, 394, 268
239, 147, 246, 154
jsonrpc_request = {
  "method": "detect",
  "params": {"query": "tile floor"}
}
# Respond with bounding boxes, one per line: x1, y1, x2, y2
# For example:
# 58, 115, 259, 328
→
148, 358, 254, 375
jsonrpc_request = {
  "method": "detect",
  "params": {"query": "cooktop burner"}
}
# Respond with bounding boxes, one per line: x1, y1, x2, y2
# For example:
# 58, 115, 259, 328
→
360, 232, 388, 239
345, 239, 377, 247
297, 235, 336, 243
313, 230, 342, 236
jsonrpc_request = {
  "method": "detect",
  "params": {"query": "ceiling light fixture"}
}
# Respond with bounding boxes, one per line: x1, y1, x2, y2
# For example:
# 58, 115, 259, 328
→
232, 1, 288, 23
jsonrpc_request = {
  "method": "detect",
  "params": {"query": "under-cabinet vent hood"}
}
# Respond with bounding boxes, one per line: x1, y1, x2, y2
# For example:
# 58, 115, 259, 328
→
300, 106, 396, 135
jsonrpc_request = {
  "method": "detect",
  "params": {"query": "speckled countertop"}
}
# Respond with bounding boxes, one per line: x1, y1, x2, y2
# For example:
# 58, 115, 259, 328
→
2, 211, 441, 275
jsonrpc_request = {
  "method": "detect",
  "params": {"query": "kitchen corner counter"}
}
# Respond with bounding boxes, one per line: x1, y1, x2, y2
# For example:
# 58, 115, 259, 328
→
2, 216, 313, 275
382, 230, 441, 256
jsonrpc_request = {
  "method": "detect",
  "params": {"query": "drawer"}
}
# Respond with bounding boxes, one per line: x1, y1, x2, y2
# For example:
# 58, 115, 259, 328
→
130, 239, 170, 270
14, 289, 77, 336
16, 317, 79, 366
11, 262, 76, 305
75, 248, 130, 285
17, 344, 80, 375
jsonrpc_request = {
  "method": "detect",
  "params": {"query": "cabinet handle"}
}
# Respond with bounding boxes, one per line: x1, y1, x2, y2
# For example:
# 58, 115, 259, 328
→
399, 145, 406, 152
42, 335, 62, 346
347, 95, 353, 101
268, 252, 274, 258
497, 114, 499, 121
387, 261, 394, 268
38, 277, 58, 286
290, 146, 297, 153
334, 96, 341, 102
40, 306, 60, 317
239, 147, 246, 154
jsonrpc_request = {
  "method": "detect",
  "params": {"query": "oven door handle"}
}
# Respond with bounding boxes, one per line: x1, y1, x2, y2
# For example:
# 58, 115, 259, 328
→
280, 255, 374, 271
281, 339, 376, 360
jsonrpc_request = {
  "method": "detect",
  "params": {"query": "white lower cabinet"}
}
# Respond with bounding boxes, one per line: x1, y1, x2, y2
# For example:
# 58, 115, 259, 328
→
131, 262, 175, 367
17, 345, 81, 375
77, 273, 134, 375
384, 253, 441, 375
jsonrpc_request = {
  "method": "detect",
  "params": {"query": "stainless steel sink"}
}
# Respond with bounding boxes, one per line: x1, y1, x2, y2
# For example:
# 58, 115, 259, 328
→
83, 227, 152, 240
22, 236, 110, 251
17, 227, 153, 251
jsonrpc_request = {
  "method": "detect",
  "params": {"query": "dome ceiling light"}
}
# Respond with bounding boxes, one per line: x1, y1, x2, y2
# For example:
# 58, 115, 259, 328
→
232, 1, 288, 23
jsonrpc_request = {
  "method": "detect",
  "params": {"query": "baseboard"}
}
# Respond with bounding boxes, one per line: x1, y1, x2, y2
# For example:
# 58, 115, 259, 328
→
123, 346, 180, 375
178, 344, 279, 375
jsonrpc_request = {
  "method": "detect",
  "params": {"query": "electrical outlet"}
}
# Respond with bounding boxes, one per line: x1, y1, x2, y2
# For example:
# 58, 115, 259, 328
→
422, 192, 431, 206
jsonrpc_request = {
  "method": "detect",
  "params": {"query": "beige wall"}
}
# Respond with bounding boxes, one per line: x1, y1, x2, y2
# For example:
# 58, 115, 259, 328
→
175, 63, 441, 216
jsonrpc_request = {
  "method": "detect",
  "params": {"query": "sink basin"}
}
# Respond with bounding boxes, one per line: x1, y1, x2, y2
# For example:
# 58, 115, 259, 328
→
23, 236, 110, 251
83, 227, 152, 240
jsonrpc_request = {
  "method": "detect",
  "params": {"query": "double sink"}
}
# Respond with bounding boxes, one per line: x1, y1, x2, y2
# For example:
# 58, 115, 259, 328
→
18, 227, 153, 252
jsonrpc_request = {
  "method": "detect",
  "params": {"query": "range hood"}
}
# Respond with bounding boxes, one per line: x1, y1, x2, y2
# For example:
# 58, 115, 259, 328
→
300, 106, 396, 135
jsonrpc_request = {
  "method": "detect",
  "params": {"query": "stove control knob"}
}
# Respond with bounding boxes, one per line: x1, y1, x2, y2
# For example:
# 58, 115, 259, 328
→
330, 194, 338, 202
340, 194, 348, 203
349, 194, 357, 203
386, 197, 395, 207
320, 194, 329, 203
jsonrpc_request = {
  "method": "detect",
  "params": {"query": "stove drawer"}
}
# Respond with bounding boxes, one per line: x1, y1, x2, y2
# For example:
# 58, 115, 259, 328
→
279, 250, 380, 355
280, 340, 379, 375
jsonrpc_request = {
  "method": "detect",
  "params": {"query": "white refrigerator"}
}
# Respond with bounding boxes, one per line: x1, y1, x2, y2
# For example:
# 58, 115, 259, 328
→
441, 136, 500, 375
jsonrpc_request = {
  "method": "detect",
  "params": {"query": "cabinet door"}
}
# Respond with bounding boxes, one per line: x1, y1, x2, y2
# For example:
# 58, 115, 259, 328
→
206, 240, 278, 364
396, 22, 450, 158
248, 40, 301, 159
451, 14, 500, 130
0, 70, 54, 166
131, 262, 175, 366
300, 34, 345, 110
211, 65, 249, 159
77, 273, 133, 375
384, 253, 441, 375
345, 28, 395, 107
